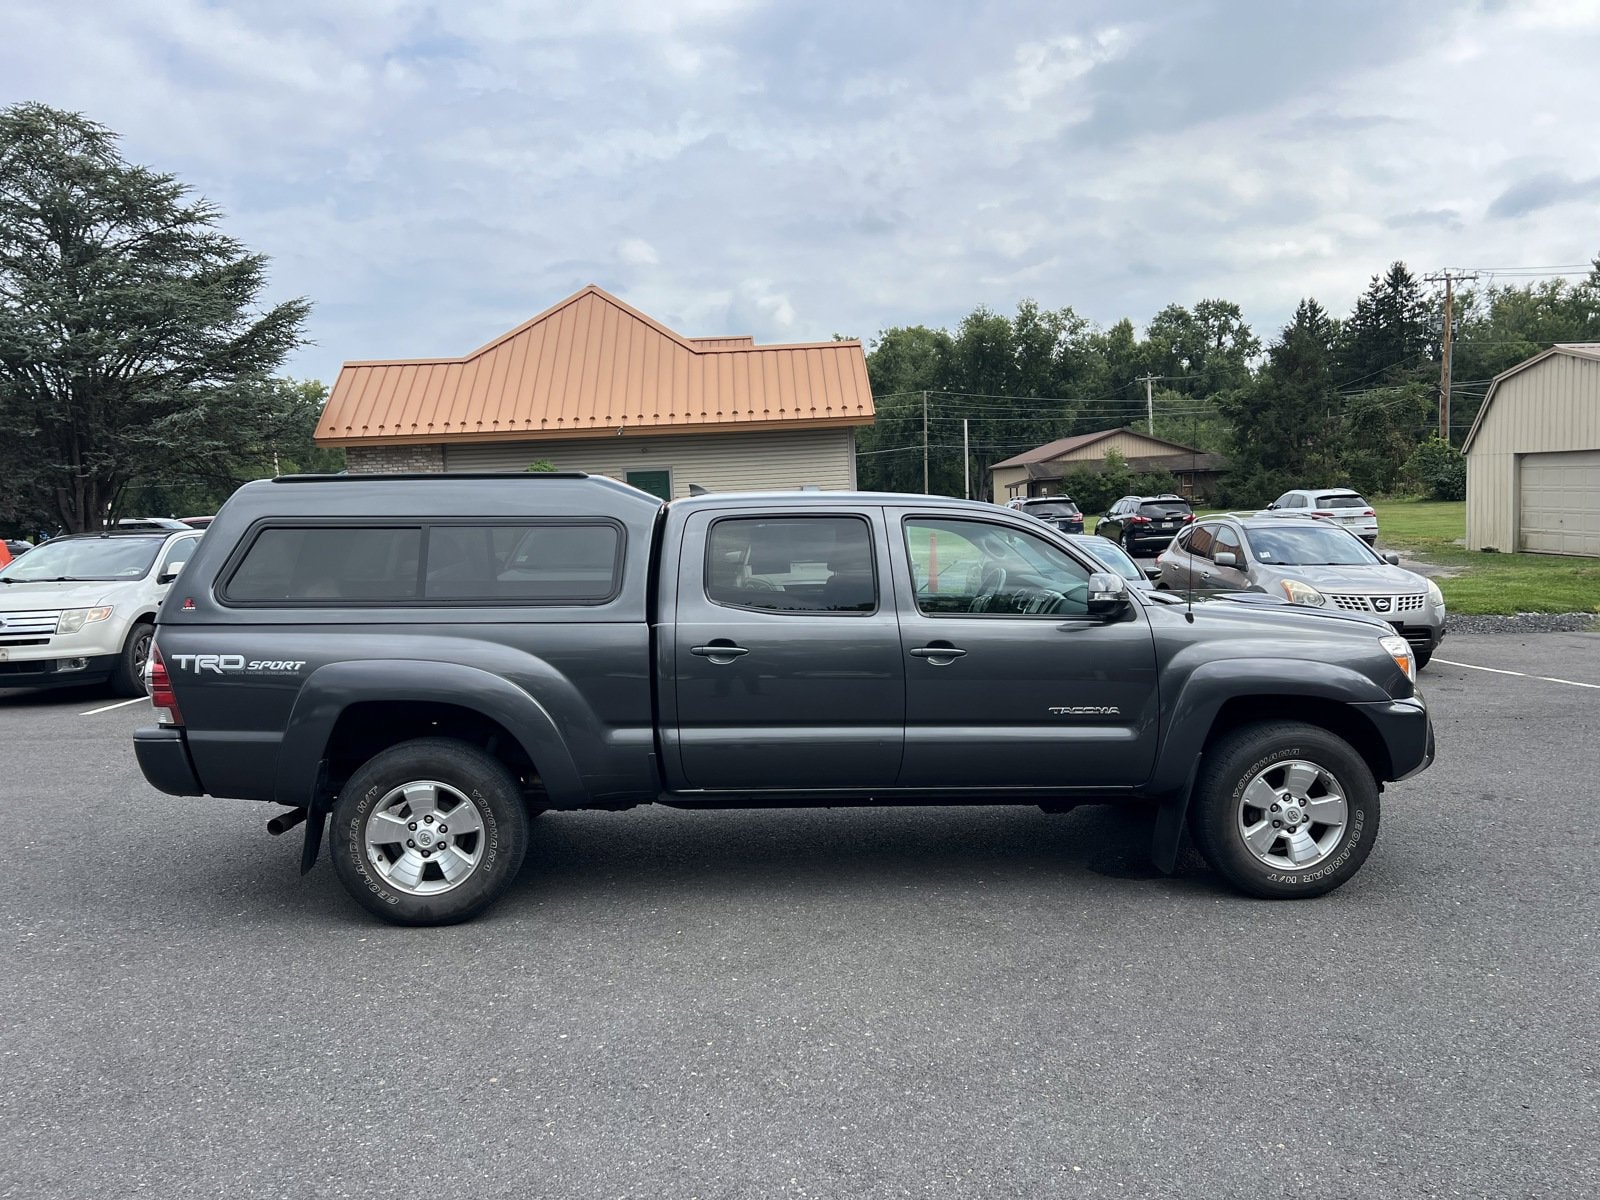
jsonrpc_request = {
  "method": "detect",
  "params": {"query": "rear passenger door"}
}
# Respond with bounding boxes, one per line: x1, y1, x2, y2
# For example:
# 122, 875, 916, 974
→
670, 508, 905, 791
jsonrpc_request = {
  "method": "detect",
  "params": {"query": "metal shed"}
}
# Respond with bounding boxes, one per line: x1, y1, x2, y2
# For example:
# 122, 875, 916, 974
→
1462, 343, 1600, 557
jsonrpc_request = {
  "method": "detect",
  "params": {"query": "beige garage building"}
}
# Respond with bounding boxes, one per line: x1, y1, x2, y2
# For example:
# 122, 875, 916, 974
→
1463, 343, 1600, 557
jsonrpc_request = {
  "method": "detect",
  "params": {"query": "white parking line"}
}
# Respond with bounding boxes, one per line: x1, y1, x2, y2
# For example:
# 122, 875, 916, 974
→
80, 697, 149, 716
1433, 658, 1600, 690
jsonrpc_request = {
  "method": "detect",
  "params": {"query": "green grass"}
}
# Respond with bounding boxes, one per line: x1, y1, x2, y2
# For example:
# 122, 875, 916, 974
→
1375, 499, 1600, 616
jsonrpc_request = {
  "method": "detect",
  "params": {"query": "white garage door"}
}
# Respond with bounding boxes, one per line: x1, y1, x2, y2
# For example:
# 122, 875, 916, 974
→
1520, 450, 1600, 557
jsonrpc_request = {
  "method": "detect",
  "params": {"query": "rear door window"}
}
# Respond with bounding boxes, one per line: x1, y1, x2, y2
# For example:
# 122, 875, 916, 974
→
1188, 525, 1216, 559
705, 516, 877, 614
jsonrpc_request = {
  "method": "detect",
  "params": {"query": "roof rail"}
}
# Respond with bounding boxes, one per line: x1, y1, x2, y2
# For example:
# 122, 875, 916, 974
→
269, 471, 592, 483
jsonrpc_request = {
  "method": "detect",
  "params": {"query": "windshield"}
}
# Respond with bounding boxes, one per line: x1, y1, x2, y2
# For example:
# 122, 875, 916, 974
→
1022, 500, 1080, 517
1076, 537, 1142, 581
0, 537, 162, 582
1316, 494, 1369, 510
1247, 526, 1380, 567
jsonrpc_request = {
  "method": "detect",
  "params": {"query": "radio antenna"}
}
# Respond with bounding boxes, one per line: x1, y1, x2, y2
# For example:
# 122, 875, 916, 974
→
1184, 521, 1196, 623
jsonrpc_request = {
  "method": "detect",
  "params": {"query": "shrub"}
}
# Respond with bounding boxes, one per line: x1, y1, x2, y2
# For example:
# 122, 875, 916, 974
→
1404, 437, 1466, 501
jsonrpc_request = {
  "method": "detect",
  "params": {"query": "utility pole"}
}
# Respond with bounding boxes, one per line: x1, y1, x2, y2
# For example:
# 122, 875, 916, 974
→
1140, 373, 1157, 434
1424, 270, 1479, 442
922, 390, 929, 493
963, 417, 970, 500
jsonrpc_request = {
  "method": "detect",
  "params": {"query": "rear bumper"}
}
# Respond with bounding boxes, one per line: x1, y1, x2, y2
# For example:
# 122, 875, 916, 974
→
1354, 696, 1434, 782
134, 725, 204, 796
0, 652, 118, 689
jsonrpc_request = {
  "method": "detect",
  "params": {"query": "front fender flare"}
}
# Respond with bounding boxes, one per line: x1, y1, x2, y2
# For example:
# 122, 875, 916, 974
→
1148, 658, 1396, 872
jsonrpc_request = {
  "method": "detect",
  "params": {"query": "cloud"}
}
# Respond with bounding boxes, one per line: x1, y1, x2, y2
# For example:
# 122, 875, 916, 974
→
2, 0, 1598, 383
1386, 208, 1465, 232
1487, 172, 1600, 220
616, 237, 660, 266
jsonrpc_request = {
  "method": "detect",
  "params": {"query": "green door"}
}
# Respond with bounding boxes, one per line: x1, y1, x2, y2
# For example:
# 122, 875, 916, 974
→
626, 470, 672, 500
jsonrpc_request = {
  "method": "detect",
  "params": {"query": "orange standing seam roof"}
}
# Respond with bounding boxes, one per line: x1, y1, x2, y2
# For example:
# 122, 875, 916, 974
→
316, 285, 876, 447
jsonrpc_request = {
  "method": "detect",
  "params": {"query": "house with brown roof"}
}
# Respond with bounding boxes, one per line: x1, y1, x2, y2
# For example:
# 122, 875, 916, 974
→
990, 429, 1228, 505
315, 285, 875, 499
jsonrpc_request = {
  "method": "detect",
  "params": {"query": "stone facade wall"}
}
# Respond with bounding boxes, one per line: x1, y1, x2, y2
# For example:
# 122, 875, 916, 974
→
345, 444, 445, 474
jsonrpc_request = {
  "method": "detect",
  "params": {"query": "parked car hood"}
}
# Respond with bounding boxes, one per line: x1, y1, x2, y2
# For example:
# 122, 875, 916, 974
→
1258, 562, 1425, 593
0, 578, 138, 610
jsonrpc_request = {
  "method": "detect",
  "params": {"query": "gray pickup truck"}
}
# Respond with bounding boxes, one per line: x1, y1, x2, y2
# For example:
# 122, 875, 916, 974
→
134, 474, 1433, 924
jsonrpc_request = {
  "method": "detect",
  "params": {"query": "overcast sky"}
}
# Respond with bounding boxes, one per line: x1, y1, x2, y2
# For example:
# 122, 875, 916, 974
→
5, 0, 1597, 382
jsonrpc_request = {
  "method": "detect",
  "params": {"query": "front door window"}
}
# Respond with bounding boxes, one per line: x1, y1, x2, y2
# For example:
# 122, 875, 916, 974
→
905, 517, 1089, 617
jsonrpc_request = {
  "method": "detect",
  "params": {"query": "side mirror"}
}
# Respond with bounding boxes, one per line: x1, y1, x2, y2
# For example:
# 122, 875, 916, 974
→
158, 561, 187, 584
1265, 503, 1279, 510
1213, 551, 1238, 568
1382, 551, 1401, 565
1086, 571, 1131, 616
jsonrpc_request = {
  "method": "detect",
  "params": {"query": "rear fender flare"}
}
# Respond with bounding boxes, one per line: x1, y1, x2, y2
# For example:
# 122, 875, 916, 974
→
273, 659, 585, 810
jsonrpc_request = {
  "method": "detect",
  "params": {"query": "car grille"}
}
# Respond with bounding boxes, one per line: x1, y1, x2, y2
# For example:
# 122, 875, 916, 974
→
0, 609, 61, 642
1329, 593, 1426, 614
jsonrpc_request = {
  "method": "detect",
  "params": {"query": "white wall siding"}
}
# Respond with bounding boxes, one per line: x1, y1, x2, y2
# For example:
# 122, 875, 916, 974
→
443, 427, 857, 498
1466, 353, 1600, 556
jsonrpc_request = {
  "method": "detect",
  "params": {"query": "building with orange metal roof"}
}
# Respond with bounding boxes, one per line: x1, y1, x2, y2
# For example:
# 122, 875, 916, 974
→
315, 285, 875, 499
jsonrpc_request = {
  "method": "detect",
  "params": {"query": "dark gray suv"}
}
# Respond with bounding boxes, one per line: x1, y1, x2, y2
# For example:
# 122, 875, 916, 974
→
1097, 495, 1195, 554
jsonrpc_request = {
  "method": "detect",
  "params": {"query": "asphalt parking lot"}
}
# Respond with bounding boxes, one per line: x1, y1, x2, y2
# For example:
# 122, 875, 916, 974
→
3, 632, 1597, 1199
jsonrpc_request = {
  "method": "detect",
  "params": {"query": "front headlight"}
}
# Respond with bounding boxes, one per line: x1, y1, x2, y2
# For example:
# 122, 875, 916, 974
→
57, 606, 113, 634
1425, 579, 1445, 610
1280, 579, 1327, 606
1380, 633, 1416, 682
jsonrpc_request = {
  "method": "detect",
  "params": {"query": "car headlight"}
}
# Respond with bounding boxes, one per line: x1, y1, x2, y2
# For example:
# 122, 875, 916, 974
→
1280, 579, 1327, 606
57, 606, 113, 634
1425, 579, 1445, 610
1380, 633, 1415, 682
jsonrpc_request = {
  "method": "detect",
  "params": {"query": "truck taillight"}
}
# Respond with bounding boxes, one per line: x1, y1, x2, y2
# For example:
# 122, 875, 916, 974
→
147, 644, 183, 726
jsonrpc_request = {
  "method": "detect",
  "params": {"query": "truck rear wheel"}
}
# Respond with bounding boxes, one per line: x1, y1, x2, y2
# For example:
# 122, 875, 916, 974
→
331, 738, 530, 925
1189, 721, 1379, 899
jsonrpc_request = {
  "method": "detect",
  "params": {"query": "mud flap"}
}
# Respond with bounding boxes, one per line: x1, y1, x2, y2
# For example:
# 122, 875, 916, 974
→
1150, 795, 1188, 874
299, 760, 332, 875
300, 807, 327, 875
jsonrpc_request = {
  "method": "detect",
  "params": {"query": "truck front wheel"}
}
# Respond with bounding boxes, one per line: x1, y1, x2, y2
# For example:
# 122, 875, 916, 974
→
331, 738, 530, 925
1189, 721, 1380, 899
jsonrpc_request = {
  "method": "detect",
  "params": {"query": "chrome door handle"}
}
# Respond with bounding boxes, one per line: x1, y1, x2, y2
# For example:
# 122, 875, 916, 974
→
691, 643, 749, 660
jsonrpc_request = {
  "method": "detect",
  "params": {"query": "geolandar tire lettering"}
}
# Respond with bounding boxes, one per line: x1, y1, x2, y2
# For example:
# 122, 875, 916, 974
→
1189, 720, 1380, 900
329, 737, 530, 926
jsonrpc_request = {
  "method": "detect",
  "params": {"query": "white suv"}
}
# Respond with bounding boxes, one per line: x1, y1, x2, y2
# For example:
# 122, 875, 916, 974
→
1263, 489, 1379, 544
0, 529, 202, 694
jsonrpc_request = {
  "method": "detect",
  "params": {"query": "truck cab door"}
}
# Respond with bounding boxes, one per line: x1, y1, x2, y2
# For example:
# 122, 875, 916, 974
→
665, 507, 905, 791
887, 509, 1159, 789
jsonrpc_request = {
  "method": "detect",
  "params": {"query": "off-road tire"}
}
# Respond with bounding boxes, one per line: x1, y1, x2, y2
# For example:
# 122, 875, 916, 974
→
1189, 720, 1379, 899
331, 738, 530, 926
111, 621, 154, 697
